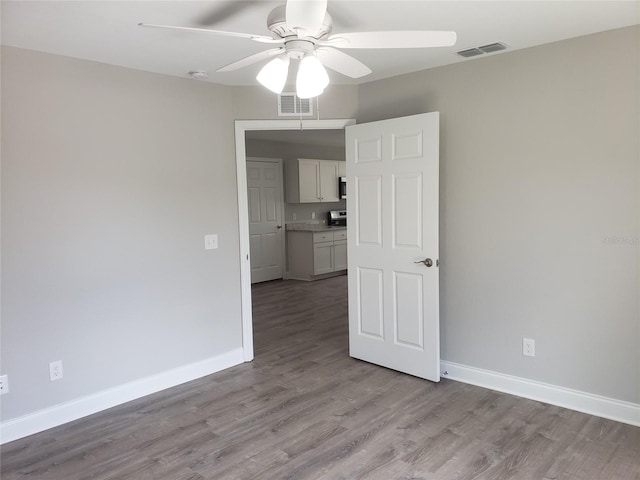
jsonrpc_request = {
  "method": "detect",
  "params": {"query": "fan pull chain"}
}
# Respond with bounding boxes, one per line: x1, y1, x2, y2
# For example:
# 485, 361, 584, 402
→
299, 99, 304, 130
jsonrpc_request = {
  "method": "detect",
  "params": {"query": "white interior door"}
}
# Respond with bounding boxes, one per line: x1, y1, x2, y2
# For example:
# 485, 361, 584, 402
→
346, 112, 440, 381
247, 159, 284, 284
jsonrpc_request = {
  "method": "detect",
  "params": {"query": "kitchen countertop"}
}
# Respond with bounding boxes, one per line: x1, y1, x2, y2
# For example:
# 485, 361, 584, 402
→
286, 223, 346, 232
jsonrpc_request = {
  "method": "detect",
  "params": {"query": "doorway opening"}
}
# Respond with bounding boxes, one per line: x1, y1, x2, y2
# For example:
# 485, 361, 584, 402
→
235, 119, 356, 361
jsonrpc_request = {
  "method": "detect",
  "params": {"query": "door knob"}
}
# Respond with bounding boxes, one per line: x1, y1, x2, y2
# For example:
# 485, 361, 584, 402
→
276, 225, 282, 229
414, 258, 433, 267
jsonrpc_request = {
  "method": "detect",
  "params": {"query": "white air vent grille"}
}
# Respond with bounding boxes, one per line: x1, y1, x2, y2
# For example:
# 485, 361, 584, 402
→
278, 93, 313, 117
479, 42, 507, 53
457, 48, 483, 58
457, 42, 508, 58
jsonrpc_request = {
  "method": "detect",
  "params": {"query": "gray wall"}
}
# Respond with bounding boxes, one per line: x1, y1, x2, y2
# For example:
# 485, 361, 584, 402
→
1, 24, 638, 426
1, 47, 243, 419
358, 26, 639, 403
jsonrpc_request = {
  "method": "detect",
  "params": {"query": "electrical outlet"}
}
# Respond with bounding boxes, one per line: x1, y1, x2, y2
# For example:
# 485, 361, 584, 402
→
523, 338, 535, 357
0, 375, 8, 394
292, 213, 297, 221
49, 360, 63, 381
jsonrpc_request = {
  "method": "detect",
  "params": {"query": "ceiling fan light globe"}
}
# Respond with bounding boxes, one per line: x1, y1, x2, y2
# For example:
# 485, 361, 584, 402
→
256, 55, 290, 94
297, 86, 326, 99
296, 55, 329, 99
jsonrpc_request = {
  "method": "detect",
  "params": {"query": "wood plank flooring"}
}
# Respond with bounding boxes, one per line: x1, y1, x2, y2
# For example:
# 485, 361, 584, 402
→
2, 275, 639, 479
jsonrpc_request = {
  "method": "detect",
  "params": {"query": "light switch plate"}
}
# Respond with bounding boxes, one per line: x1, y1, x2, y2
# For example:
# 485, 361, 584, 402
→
204, 234, 218, 250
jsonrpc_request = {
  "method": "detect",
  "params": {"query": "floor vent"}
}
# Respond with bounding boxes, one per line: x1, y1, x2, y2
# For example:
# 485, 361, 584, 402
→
456, 42, 508, 58
278, 93, 313, 117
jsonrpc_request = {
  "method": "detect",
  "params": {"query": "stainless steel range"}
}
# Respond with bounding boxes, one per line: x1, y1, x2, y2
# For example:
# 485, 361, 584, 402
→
327, 210, 347, 227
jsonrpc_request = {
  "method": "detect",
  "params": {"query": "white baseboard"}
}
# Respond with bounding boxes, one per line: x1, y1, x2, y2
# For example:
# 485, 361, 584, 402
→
3, 354, 636, 444
0, 348, 244, 444
441, 361, 640, 427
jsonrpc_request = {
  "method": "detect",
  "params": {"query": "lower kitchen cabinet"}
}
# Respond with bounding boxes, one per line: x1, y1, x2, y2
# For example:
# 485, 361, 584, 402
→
313, 241, 334, 275
334, 241, 348, 271
287, 229, 347, 280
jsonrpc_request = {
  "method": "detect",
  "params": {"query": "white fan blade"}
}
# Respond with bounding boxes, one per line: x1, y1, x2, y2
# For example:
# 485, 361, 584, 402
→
217, 48, 285, 72
285, 0, 328, 34
316, 47, 371, 78
138, 23, 283, 44
324, 31, 457, 49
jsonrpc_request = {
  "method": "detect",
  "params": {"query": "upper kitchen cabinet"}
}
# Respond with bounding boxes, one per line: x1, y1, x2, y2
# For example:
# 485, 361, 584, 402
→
286, 158, 344, 203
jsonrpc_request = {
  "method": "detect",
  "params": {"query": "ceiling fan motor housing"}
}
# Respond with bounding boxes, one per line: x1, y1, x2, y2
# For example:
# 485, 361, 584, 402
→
267, 4, 333, 40
283, 39, 316, 59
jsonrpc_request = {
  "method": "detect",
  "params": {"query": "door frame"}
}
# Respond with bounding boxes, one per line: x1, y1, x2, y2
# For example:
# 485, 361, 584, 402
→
235, 119, 356, 361
246, 157, 285, 284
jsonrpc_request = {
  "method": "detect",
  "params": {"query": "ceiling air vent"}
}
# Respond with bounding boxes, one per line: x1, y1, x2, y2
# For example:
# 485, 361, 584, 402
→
456, 48, 483, 58
479, 42, 507, 53
456, 42, 508, 58
278, 92, 313, 117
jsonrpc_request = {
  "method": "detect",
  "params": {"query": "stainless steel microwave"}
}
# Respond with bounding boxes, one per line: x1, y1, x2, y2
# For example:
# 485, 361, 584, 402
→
338, 176, 346, 199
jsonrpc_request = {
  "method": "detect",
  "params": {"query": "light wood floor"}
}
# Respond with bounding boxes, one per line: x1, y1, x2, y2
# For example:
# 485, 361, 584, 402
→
2, 275, 639, 479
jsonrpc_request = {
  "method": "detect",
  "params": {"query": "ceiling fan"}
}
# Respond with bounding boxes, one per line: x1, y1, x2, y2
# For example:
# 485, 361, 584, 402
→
140, 0, 456, 98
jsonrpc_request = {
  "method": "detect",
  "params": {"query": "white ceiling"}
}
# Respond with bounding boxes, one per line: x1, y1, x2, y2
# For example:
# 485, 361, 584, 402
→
2, 1, 638, 87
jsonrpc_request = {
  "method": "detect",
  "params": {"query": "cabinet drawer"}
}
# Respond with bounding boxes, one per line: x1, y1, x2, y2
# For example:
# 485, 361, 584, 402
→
313, 232, 333, 243
333, 230, 347, 241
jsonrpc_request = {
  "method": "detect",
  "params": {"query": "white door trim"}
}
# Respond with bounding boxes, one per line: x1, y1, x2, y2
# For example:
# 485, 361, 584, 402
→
235, 119, 356, 361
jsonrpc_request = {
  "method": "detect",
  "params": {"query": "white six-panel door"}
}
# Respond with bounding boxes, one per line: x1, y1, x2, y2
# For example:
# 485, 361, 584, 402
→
247, 159, 284, 284
346, 113, 440, 381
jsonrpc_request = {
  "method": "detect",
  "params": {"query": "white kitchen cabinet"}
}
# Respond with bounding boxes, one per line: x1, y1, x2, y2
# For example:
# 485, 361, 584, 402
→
286, 229, 347, 280
286, 158, 344, 203
313, 242, 334, 275
333, 241, 348, 271
297, 159, 320, 203
319, 161, 340, 202
332, 229, 347, 271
